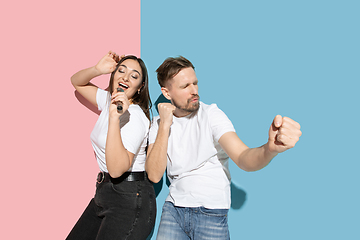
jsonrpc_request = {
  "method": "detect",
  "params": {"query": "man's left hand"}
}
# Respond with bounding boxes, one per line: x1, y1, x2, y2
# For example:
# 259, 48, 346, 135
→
268, 115, 302, 153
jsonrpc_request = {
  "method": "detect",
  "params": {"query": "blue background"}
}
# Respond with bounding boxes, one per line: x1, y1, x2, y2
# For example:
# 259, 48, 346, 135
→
141, 1, 359, 239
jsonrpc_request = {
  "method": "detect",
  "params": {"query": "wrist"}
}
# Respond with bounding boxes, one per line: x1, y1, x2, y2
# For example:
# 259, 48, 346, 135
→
264, 142, 278, 158
159, 120, 172, 130
92, 65, 104, 76
109, 115, 120, 124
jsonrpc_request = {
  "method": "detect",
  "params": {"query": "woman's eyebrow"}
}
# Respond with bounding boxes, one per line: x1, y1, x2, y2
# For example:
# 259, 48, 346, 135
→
119, 64, 141, 76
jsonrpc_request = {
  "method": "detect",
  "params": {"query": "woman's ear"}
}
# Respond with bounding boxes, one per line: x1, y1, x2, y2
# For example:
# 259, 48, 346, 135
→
138, 83, 144, 94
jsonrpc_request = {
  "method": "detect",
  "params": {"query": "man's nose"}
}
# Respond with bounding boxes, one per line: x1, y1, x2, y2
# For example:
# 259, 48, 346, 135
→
190, 84, 198, 95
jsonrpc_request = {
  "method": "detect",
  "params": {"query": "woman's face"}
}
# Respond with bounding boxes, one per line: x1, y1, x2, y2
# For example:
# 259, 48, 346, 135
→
113, 59, 143, 100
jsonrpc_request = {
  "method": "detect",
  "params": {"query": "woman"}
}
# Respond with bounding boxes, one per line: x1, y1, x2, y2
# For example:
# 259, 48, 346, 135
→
66, 51, 156, 240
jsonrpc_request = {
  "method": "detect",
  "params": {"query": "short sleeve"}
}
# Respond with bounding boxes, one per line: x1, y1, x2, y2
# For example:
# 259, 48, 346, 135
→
208, 104, 235, 142
96, 88, 109, 111
120, 106, 149, 154
148, 116, 160, 145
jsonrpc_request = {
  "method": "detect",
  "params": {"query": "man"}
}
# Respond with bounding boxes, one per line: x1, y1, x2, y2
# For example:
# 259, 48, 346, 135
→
146, 56, 302, 240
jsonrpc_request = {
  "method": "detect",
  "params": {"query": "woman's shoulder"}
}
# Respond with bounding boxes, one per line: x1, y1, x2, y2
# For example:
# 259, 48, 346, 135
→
128, 104, 150, 123
97, 88, 109, 96
96, 88, 110, 111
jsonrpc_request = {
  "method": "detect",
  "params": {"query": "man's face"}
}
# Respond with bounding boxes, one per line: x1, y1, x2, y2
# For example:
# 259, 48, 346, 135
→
162, 67, 200, 117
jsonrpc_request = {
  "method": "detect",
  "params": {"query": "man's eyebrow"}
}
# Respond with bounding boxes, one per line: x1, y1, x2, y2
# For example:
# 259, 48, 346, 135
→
180, 79, 198, 88
119, 64, 141, 76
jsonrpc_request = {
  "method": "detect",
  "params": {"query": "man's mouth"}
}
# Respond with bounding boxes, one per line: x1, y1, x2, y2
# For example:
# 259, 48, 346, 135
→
118, 82, 129, 89
189, 96, 199, 103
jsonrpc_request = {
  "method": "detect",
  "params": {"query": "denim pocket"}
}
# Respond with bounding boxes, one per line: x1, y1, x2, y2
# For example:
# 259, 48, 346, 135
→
199, 207, 228, 217
111, 181, 139, 196
108, 182, 142, 210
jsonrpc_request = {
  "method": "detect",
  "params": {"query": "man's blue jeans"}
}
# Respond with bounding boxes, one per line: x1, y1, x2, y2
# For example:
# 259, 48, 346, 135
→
156, 201, 230, 240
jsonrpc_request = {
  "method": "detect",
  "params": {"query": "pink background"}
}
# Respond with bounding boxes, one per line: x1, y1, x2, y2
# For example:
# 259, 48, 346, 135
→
0, 0, 140, 239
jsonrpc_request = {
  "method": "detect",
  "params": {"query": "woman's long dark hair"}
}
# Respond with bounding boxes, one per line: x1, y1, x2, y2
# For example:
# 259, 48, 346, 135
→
108, 55, 152, 120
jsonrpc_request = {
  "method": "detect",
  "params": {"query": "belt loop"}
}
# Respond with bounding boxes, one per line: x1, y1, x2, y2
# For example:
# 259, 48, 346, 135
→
97, 172, 105, 183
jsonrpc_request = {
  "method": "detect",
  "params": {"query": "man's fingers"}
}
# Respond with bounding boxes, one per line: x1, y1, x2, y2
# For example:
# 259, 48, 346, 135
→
273, 115, 283, 128
275, 117, 302, 148
279, 117, 302, 139
158, 103, 175, 114
273, 115, 301, 131
170, 104, 176, 112
276, 133, 299, 149
282, 117, 301, 130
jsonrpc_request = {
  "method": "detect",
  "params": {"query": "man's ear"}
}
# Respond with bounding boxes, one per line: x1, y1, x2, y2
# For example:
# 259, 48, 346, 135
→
161, 87, 171, 100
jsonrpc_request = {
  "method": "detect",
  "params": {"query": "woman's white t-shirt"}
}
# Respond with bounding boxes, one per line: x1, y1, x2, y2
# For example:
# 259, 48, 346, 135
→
90, 88, 149, 172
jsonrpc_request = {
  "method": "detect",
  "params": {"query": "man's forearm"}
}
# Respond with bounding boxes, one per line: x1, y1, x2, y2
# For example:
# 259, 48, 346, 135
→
146, 124, 170, 183
236, 142, 278, 172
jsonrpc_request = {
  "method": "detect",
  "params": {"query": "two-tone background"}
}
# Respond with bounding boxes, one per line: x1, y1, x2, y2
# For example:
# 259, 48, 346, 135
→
1, 0, 359, 239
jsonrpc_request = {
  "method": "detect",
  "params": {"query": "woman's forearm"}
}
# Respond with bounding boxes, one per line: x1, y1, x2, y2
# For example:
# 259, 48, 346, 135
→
105, 118, 132, 178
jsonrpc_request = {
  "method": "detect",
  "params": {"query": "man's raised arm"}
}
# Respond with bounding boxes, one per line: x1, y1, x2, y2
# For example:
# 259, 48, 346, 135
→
145, 103, 176, 183
219, 115, 302, 172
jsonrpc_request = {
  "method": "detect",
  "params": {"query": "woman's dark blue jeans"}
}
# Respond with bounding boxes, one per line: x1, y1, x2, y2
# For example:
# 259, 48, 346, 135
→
66, 173, 156, 240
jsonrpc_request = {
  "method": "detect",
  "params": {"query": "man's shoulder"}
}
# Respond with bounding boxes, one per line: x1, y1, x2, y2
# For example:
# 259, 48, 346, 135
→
199, 101, 221, 114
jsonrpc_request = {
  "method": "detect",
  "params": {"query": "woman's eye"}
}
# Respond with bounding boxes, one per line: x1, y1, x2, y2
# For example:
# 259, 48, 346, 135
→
118, 69, 125, 73
131, 75, 139, 79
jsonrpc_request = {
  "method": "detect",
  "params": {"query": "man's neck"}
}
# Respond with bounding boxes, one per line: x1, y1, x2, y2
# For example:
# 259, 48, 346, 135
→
173, 108, 198, 118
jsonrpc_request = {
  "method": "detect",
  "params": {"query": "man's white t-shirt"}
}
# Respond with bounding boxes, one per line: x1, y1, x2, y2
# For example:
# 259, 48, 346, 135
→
148, 102, 235, 209
90, 88, 149, 172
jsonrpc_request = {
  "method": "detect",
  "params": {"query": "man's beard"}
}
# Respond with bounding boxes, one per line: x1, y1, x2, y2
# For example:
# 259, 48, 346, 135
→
172, 95, 200, 113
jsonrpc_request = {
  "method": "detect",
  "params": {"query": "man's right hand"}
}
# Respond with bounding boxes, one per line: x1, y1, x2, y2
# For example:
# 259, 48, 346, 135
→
146, 102, 175, 183
157, 102, 176, 128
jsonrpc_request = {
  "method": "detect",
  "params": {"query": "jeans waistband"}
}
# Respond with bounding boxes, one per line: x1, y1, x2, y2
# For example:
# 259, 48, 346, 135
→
97, 171, 147, 184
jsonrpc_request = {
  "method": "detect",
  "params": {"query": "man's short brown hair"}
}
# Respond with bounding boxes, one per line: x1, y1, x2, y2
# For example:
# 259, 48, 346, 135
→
156, 56, 195, 87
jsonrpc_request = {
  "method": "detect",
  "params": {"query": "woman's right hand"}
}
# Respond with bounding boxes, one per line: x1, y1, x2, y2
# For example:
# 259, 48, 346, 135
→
109, 90, 130, 120
94, 51, 121, 74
